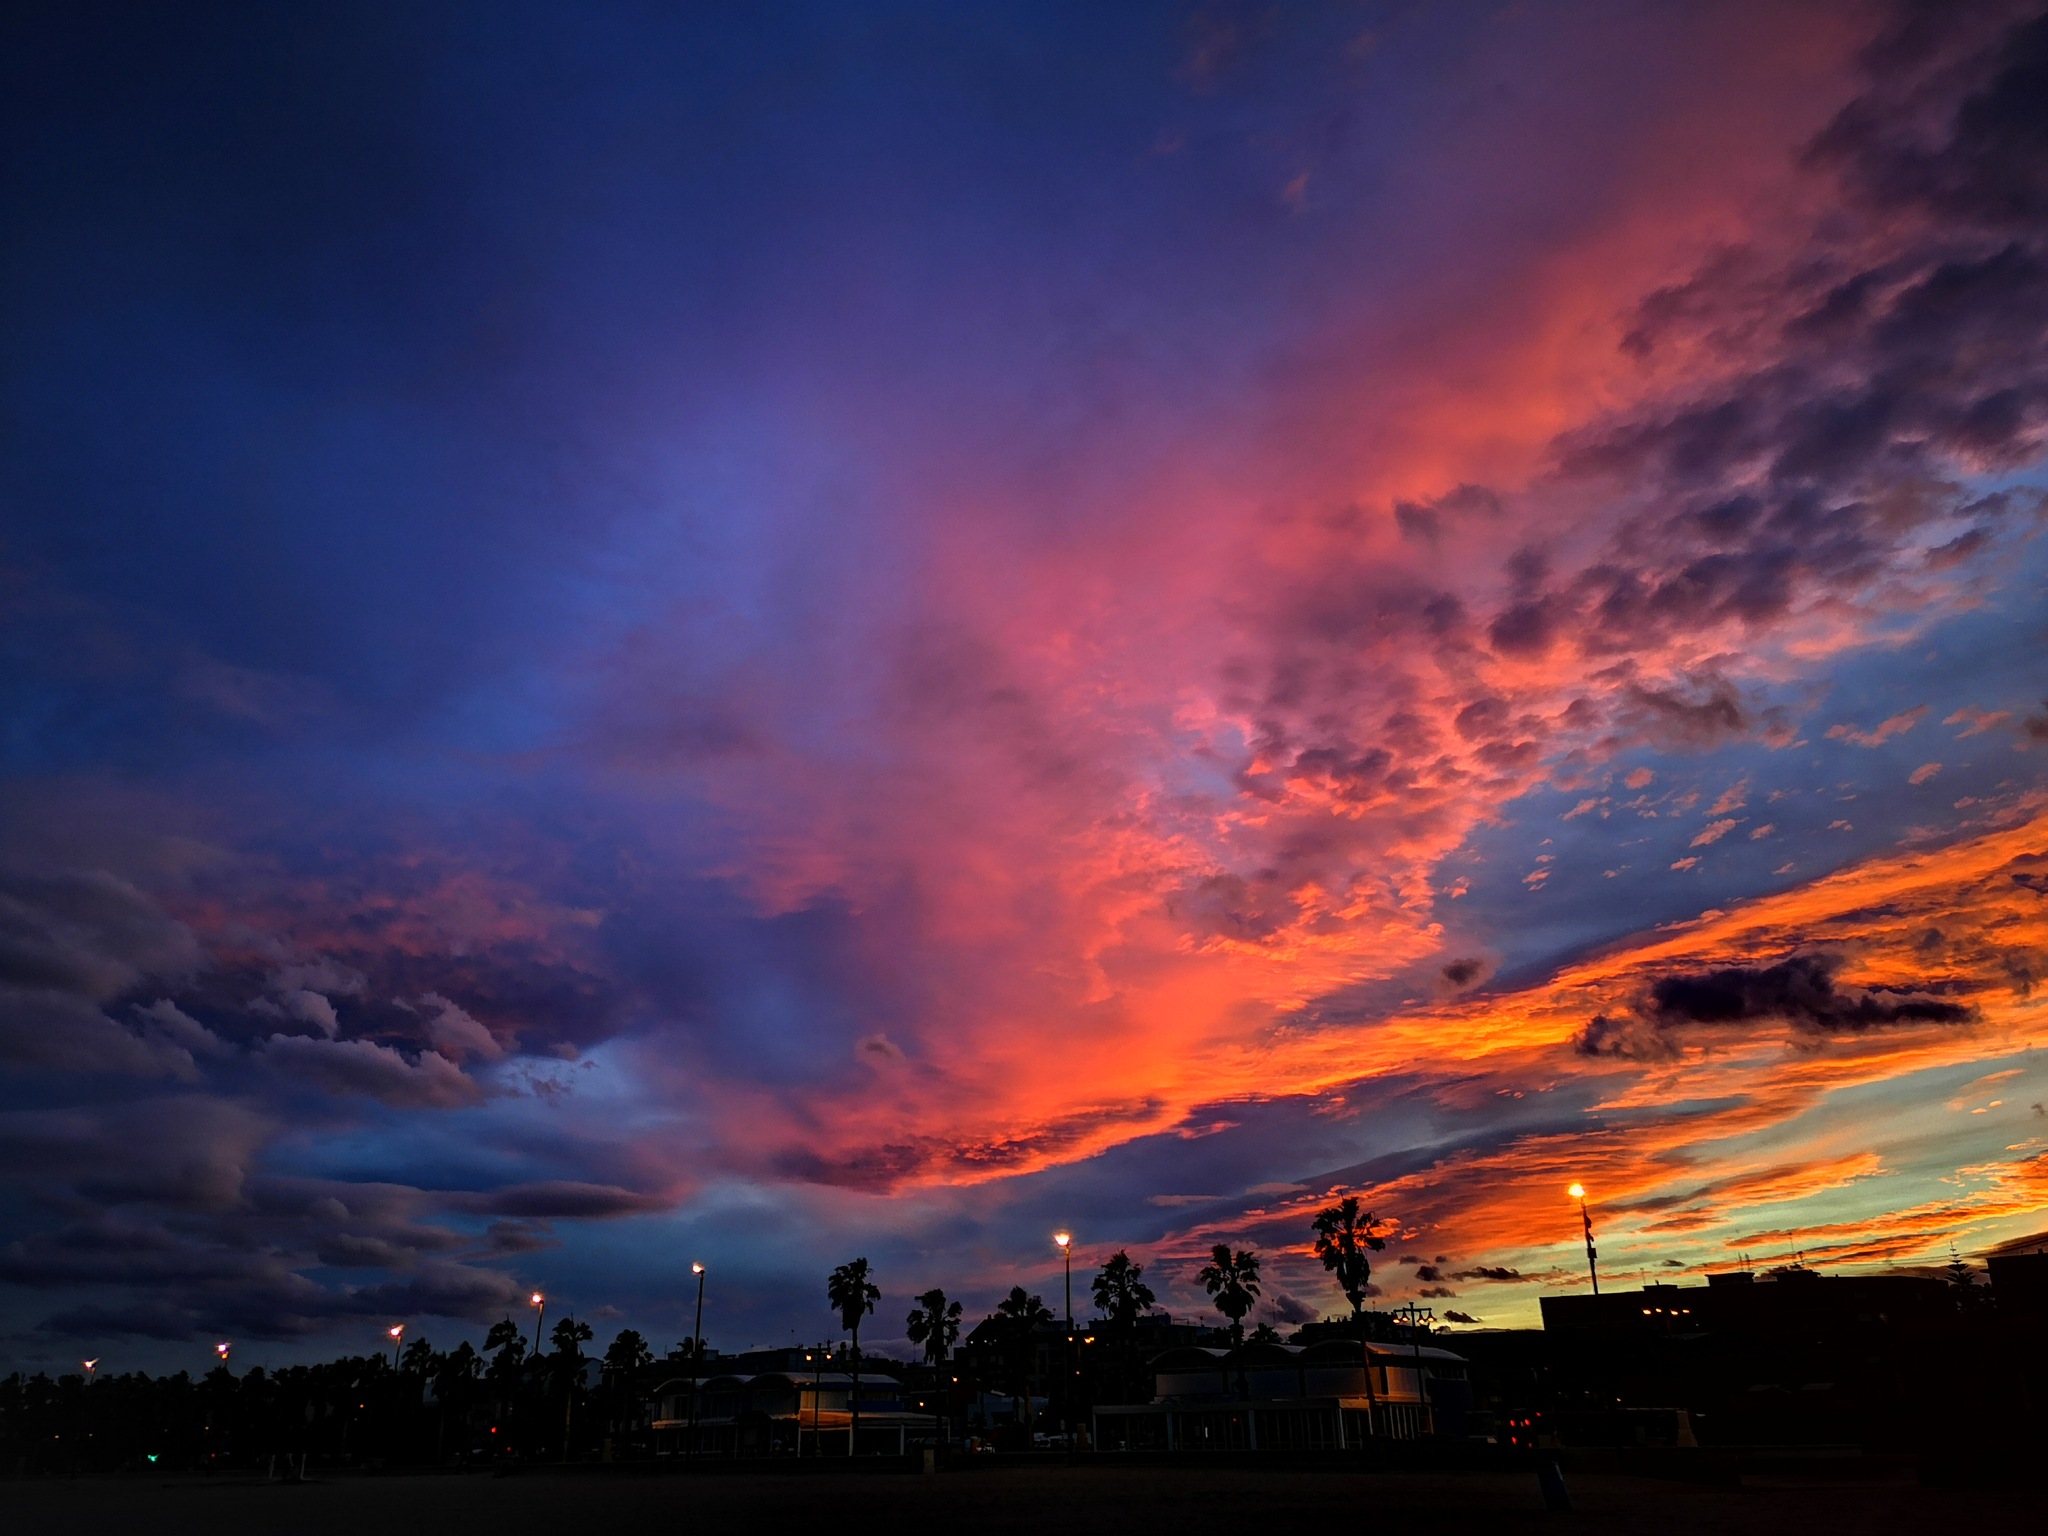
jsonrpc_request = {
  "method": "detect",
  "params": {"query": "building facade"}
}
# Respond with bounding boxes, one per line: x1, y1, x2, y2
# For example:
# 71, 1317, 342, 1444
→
1092, 1338, 1471, 1451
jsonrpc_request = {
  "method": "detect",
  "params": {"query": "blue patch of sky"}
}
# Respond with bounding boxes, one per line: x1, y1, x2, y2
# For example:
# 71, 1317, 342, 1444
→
1448, 549, 2048, 986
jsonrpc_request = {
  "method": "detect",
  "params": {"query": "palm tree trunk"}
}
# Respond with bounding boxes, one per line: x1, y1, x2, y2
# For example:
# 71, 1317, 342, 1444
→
1356, 1309, 1379, 1442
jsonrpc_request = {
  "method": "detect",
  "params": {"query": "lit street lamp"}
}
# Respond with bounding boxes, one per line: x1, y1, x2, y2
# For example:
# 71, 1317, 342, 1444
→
214, 1342, 231, 1366
1568, 1184, 1600, 1295
530, 1291, 547, 1355
690, 1261, 706, 1451
1053, 1231, 1073, 1439
82, 1358, 98, 1386
388, 1323, 405, 1369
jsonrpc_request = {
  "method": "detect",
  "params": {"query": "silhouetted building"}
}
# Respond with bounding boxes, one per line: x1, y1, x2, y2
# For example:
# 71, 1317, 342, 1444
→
648, 1368, 929, 1456
1092, 1338, 1471, 1450
1987, 1249, 2048, 1320
1503, 1261, 2048, 1454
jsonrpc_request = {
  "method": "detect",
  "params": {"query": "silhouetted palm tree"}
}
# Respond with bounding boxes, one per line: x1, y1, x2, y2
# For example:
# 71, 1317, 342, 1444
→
433, 1340, 480, 1460
1090, 1250, 1156, 1329
827, 1258, 880, 1452
601, 1329, 652, 1439
549, 1317, 593, 1459
1196, 1243, 1262, 1346
482, 1319, 527, 1443
905, 1288, 962, 1446
1312, 1195, 1387, 1316
1090, 1251, 1156, 1403
993, 1285, 1054, 1435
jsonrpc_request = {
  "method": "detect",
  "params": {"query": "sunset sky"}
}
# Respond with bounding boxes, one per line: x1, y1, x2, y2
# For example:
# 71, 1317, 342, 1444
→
4, 0, 2047, 1371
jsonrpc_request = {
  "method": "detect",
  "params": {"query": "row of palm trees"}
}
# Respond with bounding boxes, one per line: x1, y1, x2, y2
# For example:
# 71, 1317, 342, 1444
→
1190, 1194, 1389, 1340
814, 1195, 1391, 1437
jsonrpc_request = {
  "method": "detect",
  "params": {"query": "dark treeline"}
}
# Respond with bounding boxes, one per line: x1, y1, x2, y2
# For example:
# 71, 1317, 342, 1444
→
2, 1318, 662, 1476
3, 1196, 1403, 1474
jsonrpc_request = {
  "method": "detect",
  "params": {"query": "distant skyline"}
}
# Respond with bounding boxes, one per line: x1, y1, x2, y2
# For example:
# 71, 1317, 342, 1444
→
3, 0, 2047, 1375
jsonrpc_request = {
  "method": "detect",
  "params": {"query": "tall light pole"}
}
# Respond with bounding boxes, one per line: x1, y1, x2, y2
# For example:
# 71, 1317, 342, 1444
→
214, 1342, 231, 1368
1569, 1184, 1599, 1295
1053, 1232, 1072, 1438
1389, 1302, 1435, 1435
82, 1358, 98, 1387
530, 1291, 547, 1355
690, 1262, 706, 1453
388, 1324, 405, 1370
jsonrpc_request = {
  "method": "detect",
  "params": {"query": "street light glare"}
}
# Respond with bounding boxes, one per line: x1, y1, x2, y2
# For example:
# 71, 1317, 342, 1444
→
530, 1292, 545, 1306
1568, 1183, 1586, 1199
692, 1261, 705, 1274
1053, 1230, 1071, 1248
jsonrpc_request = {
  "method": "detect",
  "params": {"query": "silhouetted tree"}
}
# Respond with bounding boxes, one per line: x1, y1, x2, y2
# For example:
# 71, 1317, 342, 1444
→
1197, 1244, 1262, 1346
547, 1317, 593, 1459
1312, 1195, 1387, 1317
1247, 1322, 1281, 1344
601, 1329, 651, 1438
1946, 1246, 1986, 1312
1090, 1250, 1157, 1330
993, 1286, 1054, 1434
905, 1288, 963, 1444
1090, 1250, 1157, 1403
432, 1341, 480, 1460
482, 1320, 526, 1448
603, 1329, 652, 1373
827, 1258, 880, 1451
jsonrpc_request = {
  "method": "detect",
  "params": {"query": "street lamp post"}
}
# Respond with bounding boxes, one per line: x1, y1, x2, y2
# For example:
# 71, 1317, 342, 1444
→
82, 1358, 98, 1387
1569, 1184, 1600, 1295
808, 1346, 824, 1457
1053, 1232, 1072, 1440
530, 1291, 547, 1355
1389, 1302, 1436, 1436
689, 1262, 706, 1454
388, 1324, 405, 1370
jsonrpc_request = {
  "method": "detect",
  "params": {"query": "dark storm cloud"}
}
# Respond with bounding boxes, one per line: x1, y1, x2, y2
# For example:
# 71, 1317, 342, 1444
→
1265, 1292, 1318, 1325
0, 1144, 551, 1341
1440, 956, 1491, 989
0, 866, 219, 1078
1463, 2, 2048, 701
443, 1181, 670, 1220
1576, 953, 1975, 1060
257, 1033, 482, 1108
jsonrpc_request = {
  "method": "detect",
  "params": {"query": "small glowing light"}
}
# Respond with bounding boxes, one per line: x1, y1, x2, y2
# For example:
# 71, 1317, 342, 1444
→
1053, 1231, 1071, 1249
692, 1261, 705, 1275
388, 1325, 405, 1339
83, 1358, 98, 1371
530, 1292, 545, 1306
1568, 1184, 1586, 1200
214, 1342, 231, 1359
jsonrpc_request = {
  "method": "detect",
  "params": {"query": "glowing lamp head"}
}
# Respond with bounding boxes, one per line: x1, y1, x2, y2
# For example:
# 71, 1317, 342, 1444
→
1053, 1231, 1071, 1250
1568, 1183, 1586, 1200
692, 1261, 705, 1275
530, 1292, 545, 1307
214, 1342, 231, 1359
388, 1325, 404, 1340
83, 1358, 98, 1371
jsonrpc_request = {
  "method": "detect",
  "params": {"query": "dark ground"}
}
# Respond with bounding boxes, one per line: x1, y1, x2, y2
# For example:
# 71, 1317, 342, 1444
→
1, 1465, 2041, 1536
